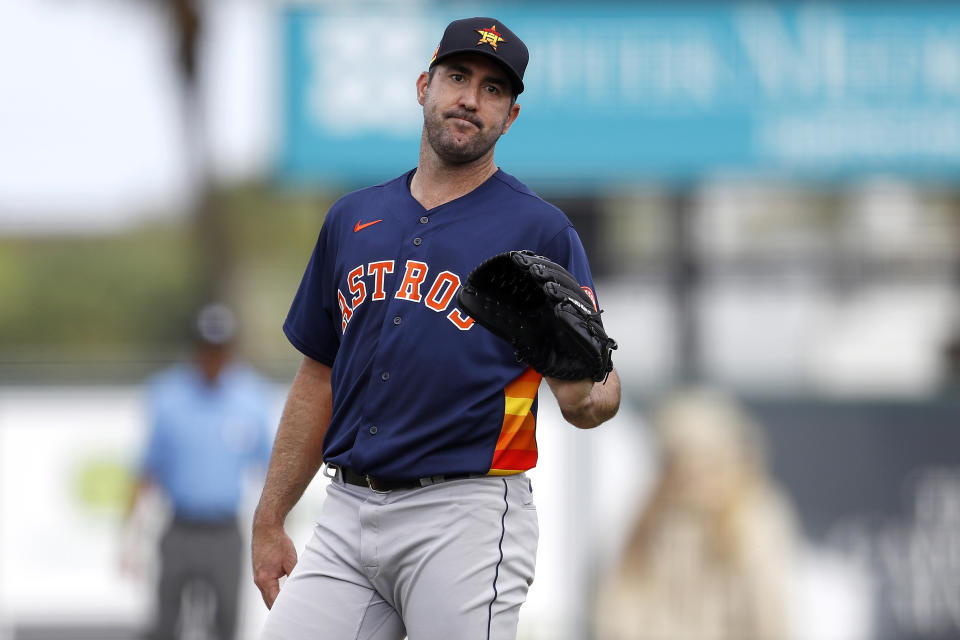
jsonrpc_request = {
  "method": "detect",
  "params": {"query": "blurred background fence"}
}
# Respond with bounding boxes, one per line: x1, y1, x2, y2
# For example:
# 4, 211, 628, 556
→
1, 1, 959, 639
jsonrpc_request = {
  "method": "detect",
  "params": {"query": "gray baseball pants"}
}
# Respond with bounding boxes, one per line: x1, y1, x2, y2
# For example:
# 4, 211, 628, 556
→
261, 471, 539, 640
152, 519, 242, 640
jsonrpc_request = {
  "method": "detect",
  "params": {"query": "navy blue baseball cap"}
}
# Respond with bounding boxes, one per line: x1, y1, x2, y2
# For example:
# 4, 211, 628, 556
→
429, 17, 528, 95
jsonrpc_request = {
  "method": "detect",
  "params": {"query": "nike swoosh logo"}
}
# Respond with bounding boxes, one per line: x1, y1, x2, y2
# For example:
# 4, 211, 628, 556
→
354, 219, 383, 233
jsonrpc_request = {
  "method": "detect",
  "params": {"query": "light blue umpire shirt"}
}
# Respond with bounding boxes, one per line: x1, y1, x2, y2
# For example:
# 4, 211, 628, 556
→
142, 363, 274, 522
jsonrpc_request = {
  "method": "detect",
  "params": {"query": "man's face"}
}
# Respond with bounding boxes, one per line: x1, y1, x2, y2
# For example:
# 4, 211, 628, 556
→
196, 343, 230, 384
417, 54, 521, 165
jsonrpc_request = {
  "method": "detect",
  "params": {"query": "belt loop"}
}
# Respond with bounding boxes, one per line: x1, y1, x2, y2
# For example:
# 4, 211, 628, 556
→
419, 475, 446, 487
322, 463, 338, 481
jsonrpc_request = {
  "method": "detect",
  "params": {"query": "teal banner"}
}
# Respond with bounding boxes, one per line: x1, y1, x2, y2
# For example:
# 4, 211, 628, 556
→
278, 3, 960, 186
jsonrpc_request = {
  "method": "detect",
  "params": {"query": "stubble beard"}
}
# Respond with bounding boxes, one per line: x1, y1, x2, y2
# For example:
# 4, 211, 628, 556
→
423, 103, 507, 166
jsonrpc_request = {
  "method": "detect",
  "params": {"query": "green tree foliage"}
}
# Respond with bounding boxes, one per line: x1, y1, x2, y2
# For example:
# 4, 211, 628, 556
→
0, 183, 333, 382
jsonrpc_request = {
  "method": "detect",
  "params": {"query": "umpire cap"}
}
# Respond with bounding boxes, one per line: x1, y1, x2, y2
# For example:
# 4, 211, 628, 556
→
193, 303, 237, 346
429, 17, 528, 95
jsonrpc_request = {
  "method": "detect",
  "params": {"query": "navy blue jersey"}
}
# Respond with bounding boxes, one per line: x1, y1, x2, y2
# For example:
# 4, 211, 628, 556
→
284, 169, 599, 480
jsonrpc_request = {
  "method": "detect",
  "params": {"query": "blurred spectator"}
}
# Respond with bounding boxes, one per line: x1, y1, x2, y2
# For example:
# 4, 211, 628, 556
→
123, 303, 274, 640
594, 389, 798, 640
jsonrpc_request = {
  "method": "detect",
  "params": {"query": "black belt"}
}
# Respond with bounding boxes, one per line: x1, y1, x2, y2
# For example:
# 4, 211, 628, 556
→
335, 465, 483, 492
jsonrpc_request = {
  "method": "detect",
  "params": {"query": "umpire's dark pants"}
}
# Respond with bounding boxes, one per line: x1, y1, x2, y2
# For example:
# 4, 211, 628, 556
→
150, 518, 243, 640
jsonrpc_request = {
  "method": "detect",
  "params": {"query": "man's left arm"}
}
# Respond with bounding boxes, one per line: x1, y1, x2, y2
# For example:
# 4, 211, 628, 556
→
546, 367, 621, 429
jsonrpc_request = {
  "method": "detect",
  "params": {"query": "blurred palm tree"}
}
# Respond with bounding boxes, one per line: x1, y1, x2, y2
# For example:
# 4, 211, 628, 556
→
169, 0, 231, 304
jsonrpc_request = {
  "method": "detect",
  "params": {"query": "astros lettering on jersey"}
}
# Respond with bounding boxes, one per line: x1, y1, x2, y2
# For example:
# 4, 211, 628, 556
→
284, 169, 599, 480
338, 259, 474, 333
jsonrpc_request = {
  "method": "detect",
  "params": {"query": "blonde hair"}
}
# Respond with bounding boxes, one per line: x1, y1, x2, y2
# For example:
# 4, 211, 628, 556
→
597, 389, 796, 640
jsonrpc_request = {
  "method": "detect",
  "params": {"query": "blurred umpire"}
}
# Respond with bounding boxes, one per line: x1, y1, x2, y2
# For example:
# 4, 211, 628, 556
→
125, 303, 274, 640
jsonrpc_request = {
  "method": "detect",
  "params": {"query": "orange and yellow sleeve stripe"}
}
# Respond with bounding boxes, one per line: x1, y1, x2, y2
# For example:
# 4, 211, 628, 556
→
488, 367, 542, 475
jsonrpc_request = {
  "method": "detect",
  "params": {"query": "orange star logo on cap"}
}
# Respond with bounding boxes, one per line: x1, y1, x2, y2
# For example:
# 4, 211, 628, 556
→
476, 24, 505, 51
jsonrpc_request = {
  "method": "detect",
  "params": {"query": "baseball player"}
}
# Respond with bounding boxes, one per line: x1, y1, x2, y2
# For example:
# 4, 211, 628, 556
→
252, 17, 621, 639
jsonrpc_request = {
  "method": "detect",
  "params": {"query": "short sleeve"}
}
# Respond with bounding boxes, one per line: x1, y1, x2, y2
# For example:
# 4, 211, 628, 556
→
537, 224, 601, 310
283, 220, 341, 365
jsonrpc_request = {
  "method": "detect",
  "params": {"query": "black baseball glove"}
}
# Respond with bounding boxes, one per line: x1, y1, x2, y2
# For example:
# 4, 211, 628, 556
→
457, 250, 617, 382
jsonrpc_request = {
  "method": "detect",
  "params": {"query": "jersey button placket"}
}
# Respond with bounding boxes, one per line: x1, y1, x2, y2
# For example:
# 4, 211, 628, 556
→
412, 237, 422, 246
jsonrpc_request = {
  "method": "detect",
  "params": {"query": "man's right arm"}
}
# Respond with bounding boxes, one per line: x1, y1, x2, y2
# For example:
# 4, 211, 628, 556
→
252, 355, 332, 609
